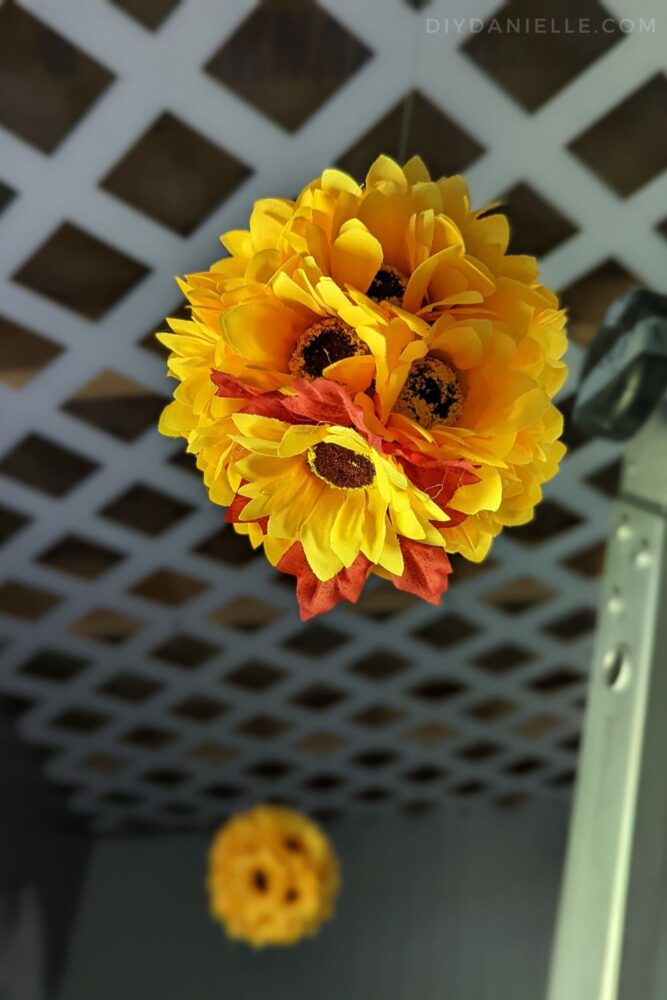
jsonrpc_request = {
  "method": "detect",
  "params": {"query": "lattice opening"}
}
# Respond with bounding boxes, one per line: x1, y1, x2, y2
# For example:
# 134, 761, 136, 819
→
283, 623, 347, 657
152, 634, 220, 669
205, 0, 372, 132
291, 684, 348, 712
97, 673, 162, 703
100, 484, 193, 535
0, 315, 62, 389
237, 715, 292, 740
296, 732, 346, 757
404, 765, 446, 784
37, 535, 124, 580
0, 433, 98, 497
224, 661, 286, 692
352, 750, 398, 770
527, 668, 584, 695
472, 643, 533, 676
349, 650, 412, 682
209, 597, 282, 633
170, 695, 228, 723
189, 742, 235, 766
0, 503, 30, 545
339, 89, 484, 181
569, 73, 667, 197
13, 223, 149, 320
457, 741, 502, 762
62, 370, 166, 442
409, 678, 466, 703
0, 580, 61, 621
483, 576, 558, 616
122, 725, 176, 750
350, 704, 406, 729
101, 112, 252, 235
51, 707, 108, 734
462, 0, 623, 112
0, 3, 114, 152
413, 612, 479, 649
404, 723, 455, 747
247, 760, 294, 780
542, 608, 597, 642
515, 714, 565, 739
110, 0, 180, 31
193, 525, 260, 566
500, 181, 578, 257
70, 608, 144, 645
20, 650, 88, 683
129, 568, 209, 607
467, 698, 517, 722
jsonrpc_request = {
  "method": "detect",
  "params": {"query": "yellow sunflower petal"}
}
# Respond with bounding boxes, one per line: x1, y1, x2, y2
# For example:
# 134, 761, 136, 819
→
321, 168, 362, 197
220, 229, 253, 257
360, 487, 387, 564
429, 321, 485, 369
366, 155, 409, 190
331, 490, 366, 567
451, 465, 502, 514
323, 354, 375, 394
404, 246, 460, 313
331, 221, 383, 293
268, 473, 322, 539
376, 517, 404, 576
402, 155, 431, 184
278, 424, 328, 457
222, 299, 296, 367
301, 489, 345, 580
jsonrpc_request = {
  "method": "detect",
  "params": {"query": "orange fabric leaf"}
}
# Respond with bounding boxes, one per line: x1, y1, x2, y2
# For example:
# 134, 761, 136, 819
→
277, 543, 371, 620
390, 538, 452, 604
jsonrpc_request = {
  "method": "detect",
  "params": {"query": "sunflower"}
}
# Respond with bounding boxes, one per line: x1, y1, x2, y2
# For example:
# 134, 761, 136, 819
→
226, 411, 453, 577
202, 372, 471, 617
354, 294, 567, 560
282, 154, 535, 317
157, 266, 382, 507
208, 805, 339, 947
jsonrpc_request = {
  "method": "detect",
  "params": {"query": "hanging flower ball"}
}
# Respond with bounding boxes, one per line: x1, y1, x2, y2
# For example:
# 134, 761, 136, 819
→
207, 805, 340, 947
159, 155, 567, 618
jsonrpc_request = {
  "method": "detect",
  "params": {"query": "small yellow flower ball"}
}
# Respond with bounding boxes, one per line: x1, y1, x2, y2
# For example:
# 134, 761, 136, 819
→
207, 805, 340, 947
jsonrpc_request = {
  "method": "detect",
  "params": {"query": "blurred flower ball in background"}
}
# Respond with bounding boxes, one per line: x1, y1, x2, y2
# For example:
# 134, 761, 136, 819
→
207, 805, 340, 947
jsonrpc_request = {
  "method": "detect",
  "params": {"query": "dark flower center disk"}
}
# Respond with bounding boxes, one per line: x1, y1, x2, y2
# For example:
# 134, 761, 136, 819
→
394, 356, 464, 429
253, 869, 269, 893
310, 442, 376, 489
290, 317, 367, 379
367, 265, 407, 304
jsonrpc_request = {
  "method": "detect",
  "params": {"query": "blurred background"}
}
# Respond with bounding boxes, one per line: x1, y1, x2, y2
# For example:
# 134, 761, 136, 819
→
0, 0, 665, 997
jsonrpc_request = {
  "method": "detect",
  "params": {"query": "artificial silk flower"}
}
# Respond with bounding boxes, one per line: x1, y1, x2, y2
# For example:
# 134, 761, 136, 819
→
158, 155, 567, 617
207, 805, 339, 948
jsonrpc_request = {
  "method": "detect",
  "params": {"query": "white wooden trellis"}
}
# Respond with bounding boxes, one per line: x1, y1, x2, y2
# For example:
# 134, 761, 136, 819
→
0, 0, 665, 831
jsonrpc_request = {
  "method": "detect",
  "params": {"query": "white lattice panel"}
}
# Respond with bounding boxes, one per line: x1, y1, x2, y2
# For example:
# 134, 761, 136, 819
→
0, 0, 665, 831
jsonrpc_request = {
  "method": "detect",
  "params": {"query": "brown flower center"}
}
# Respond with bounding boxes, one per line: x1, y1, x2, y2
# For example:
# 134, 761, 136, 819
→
309, 442, 375, 489
394, 356, 464, 429
367, 265, 407, 305
253, 869, 268, 893
290, 317, 367, 379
